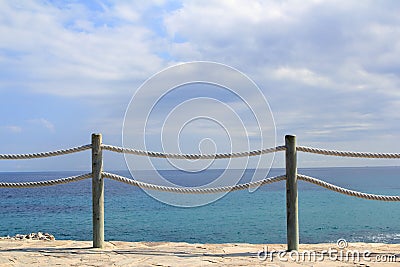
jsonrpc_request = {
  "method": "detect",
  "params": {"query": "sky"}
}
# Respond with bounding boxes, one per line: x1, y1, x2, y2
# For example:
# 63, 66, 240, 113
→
0, 0, 400, 172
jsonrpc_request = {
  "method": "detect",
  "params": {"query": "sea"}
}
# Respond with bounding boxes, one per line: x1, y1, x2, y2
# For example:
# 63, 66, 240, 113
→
1, 167, 400, 244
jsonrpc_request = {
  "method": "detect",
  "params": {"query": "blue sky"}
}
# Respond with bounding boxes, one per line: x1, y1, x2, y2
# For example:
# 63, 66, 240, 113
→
0, 0, 400, 171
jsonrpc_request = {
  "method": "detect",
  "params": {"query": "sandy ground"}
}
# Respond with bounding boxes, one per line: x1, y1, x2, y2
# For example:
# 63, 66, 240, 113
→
0, 240, 399, 266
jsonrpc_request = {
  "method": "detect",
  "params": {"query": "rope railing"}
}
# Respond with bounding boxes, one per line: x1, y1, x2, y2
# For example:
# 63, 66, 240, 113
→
104, 172, 400, 200
1, 143, 399, 160
297, 146, 400, 158
1, 171, 398, 202
0, 173, 92, 188
1, 133, 399, 250
0, 144, 92, 159
102, 144, 286, 159
103, 172, 286, 193
297, 174, 400, 201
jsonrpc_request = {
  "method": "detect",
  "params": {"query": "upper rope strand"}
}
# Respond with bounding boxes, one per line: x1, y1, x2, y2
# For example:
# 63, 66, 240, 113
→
0, 144, 92, 160
101, 144, 286, 159
297, 146, 400, 158
1, 143, 399, 160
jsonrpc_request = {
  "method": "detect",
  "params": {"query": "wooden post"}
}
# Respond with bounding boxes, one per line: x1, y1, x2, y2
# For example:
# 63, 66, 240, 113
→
285, 135, 299, 251
92, 133, 104, 248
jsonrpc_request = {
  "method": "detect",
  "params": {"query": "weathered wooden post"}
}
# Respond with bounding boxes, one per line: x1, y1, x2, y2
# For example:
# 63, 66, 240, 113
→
92, 133, 104, 248
285, 135, 299, 251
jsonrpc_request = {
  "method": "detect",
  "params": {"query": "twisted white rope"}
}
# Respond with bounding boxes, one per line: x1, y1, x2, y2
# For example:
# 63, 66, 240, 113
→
297, 146, 400, 159
103, 172, 286, 193
1, 171, 398, 201
101, 144, 286, 159
1, 142, 398, 161
298, 174, 400, 201
0, 144, 92, 160
104, 172, 400, 200
0, 173, 92, 188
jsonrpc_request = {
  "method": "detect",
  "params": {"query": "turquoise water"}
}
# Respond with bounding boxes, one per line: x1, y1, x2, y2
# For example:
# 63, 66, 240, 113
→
0, 167, 399, 244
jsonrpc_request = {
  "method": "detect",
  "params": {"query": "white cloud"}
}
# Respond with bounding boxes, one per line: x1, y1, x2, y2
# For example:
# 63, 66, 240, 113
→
29, 118, 55, 133
272, 67, 332, 87
163, 0, 400, 83
0, 1, 166, 97
112, 4, 140, 23
3, 125, 22, 133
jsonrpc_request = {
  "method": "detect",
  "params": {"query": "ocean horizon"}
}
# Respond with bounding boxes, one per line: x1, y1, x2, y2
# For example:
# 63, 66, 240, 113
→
1, 166, 399, 244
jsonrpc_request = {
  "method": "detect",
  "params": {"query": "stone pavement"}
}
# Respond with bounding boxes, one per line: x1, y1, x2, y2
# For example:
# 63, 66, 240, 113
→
0, 240, 399, 266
